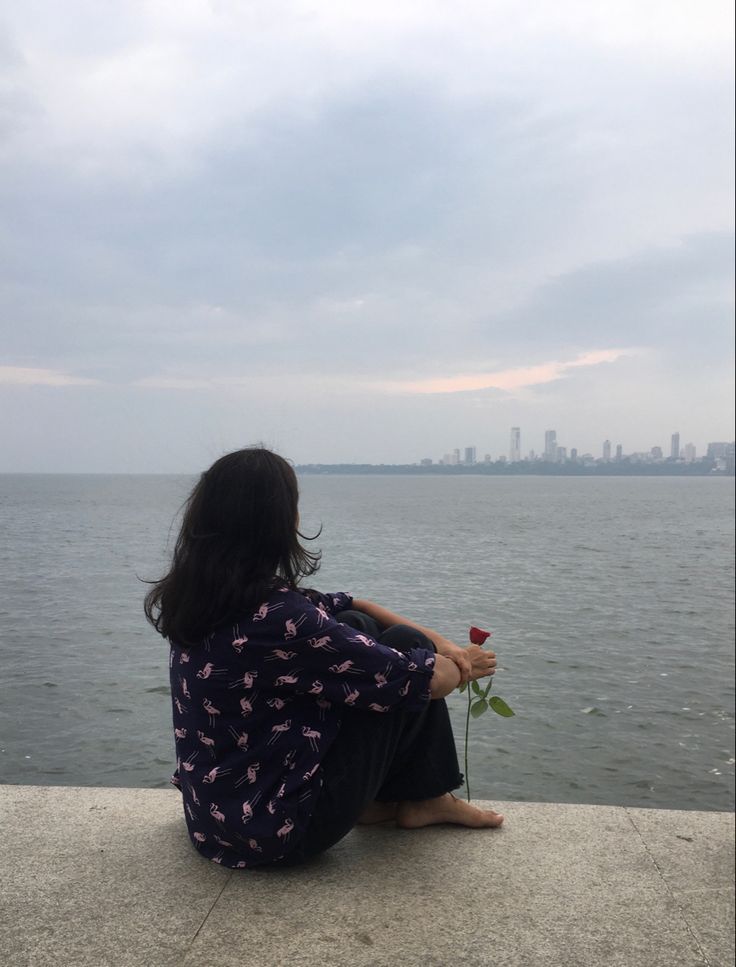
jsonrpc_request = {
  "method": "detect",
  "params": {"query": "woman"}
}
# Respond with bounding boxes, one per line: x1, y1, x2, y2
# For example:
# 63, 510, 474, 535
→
145, 447, 503, 869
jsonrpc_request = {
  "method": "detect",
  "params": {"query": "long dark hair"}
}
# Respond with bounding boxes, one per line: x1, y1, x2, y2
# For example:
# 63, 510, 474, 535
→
144, 447, 320, 646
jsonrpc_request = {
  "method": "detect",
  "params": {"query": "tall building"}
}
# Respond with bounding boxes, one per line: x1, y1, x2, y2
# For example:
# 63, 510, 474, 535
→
707, 442, 731, 459
544, 430, 557, 461
570, 448, 578, 462
464, 446, 476, 466
707, 442, 735, 473
671, 432, 680, 460
683, 443, 696, 462
603, 439, 611, 462
615, 444, 623, 462
651, 446, 663, 460
556, 446, 567, 462
451, 448, 460, 465
509, 427, 521, 463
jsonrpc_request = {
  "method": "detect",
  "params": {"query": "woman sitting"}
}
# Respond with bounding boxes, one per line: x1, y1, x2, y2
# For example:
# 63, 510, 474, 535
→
145, 447, 503, 869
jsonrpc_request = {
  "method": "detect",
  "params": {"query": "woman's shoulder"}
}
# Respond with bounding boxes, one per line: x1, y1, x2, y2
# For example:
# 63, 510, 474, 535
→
253, 585, 351, 612
224, 586, 320, 632
293, 587, 353, 614
197, 588, 352, 646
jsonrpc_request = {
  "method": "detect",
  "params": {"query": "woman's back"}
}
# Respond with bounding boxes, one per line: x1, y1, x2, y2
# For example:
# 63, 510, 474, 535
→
169, 586, 434, 867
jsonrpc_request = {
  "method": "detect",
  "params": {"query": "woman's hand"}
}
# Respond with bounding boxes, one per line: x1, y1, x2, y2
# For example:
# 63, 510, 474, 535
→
465, 644, 497, 682
436, 639, 473, 684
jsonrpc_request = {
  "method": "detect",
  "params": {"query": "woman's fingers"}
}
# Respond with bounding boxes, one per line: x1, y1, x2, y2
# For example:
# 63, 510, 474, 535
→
464, 644, 499, 680
472, 655, 498, 679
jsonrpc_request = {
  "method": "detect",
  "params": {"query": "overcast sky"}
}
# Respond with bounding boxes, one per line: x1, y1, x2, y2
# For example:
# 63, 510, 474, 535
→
1, 0, 733, 471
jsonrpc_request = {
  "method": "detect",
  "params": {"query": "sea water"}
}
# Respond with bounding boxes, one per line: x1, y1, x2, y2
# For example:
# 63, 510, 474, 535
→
0, 473, 733, 810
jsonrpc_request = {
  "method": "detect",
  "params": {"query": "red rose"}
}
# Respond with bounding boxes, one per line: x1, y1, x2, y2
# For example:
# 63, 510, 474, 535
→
469, 626, 491, 645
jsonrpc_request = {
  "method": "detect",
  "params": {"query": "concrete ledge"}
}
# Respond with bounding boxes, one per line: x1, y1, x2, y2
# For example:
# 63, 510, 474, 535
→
1, 785, 733, 967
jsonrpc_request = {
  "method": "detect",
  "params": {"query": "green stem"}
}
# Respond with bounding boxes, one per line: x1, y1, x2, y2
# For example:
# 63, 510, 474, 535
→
464, 688, 471, 802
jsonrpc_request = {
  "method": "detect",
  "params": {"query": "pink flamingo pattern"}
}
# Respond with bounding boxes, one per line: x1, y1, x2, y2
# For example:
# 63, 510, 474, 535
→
342, 684, 360, 706
267, 720, 292, 745
227, 726, 249, 750
197, 730, 216, 756
203, 766, 232, 784
203, 698, 221, 727
308, 635, 337, 653
231, 625, 248, 652
239, 695, 256, 717
167, 587, 434, 869
276, 818, 295, 843
228, 670, 258, 690
197, 662, 227, 680
266, 648, 298, 662
252, 601, 284, 622
234, 761, 260, 789
301, 726, 321, 751
284, 615, 308, 640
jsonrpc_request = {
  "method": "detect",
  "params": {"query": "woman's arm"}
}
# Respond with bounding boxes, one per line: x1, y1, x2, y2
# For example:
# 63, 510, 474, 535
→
430, 654, 463, 699
351, 598, 495, 685
350, 598, 449, 649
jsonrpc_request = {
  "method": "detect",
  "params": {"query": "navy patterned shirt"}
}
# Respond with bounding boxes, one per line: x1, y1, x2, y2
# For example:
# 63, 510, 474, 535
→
169, 587, 435, 867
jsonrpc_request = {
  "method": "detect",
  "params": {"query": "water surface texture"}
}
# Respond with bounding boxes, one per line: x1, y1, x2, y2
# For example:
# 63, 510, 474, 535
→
1, 474, 733, 810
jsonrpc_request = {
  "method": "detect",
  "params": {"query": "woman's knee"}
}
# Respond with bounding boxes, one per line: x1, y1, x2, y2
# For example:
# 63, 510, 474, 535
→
379, 624, 436, 654
335, 610, 383, 637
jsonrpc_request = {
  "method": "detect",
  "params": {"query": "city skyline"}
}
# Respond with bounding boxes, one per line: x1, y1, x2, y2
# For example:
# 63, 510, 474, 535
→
428, 428, 732, 467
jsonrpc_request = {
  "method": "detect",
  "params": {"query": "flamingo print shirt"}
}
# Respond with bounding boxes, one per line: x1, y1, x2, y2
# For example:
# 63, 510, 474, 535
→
169, 587, 435, 868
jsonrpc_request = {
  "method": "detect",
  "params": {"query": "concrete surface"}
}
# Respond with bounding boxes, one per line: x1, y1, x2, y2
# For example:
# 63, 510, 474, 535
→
0, 785, 732, 967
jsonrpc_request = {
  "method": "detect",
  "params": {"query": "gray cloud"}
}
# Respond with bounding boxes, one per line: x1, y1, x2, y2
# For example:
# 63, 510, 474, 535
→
0, 1, 733, 469
473, 231, 734, 363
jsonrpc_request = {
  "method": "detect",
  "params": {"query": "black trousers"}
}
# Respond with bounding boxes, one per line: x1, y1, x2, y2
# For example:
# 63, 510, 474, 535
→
276, 611, 463, 866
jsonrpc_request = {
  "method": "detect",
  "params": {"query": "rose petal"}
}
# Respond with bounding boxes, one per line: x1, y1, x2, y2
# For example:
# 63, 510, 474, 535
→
469, 626, 491, 644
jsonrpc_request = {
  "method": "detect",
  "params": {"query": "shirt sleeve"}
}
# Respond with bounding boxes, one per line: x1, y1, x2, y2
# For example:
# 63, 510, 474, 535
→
254, 592, 434, 713
297, 588, 354, 617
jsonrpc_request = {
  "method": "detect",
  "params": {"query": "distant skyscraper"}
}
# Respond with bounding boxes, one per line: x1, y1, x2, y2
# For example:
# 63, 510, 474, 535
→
671, 432, 680, 460
651, 446, 663, 460
544, 430, 557, 461
615, 444, 623, 462
603, 439, 611, 462
556, 446, 567, 462
464, 446, 476, 466
509, 427, 521, 463
707, 442, 731, 459
451, 448, 460, 466
570, 448, 578, 462
683, 443, 696, 462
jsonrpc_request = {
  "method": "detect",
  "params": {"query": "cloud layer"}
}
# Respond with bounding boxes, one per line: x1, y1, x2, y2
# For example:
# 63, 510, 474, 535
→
0, 1, 733, 470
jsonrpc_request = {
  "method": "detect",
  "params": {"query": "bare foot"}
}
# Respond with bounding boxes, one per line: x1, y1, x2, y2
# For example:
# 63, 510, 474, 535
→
357, 801, 398, 825
396, 793, 504, 830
